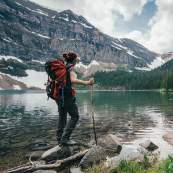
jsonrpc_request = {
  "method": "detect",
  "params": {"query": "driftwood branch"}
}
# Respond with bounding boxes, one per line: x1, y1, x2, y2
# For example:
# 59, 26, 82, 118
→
29, 152, 35, 167
2, 149, 89, 173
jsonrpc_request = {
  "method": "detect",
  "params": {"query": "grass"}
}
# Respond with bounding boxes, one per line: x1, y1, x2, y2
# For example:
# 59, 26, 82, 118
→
83, 159, 112, 173
82, 155, 173, 173
115, 154, 151, 173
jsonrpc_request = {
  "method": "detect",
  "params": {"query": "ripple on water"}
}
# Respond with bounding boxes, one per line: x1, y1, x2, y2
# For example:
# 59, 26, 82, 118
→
0, 91, 173, 171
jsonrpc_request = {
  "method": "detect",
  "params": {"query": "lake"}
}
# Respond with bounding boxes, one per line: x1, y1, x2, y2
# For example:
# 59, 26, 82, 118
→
0, 90, 173, 171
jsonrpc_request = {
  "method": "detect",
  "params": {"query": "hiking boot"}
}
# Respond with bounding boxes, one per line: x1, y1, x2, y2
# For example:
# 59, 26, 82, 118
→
59, 140, 77, 146
57, 137, 61, 145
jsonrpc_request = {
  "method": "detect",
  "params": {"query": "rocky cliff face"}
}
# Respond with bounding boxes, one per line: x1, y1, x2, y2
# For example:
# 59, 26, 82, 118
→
160, 52, 173, 62
0, 0, 158, 69
0, 0, 163, 90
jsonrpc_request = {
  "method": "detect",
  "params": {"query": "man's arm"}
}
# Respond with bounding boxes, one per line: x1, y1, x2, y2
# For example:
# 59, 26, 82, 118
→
70, 71, 94, 85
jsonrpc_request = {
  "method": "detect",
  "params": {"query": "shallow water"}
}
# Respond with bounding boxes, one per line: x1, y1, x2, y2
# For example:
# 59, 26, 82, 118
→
0, 90, 173, 171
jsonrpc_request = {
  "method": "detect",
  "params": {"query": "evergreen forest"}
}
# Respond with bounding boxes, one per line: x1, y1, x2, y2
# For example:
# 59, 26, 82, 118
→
93, 59, 173, 91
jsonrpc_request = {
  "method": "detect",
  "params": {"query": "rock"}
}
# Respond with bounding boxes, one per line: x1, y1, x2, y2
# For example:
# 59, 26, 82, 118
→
88, 134, 122, 154
126, 121, 133, 128
40, 145, 72, 162
33, 170, 57, 173
0, 151, 6, 156
26, 140, 53, 151
163, 131, 173, 146
9, 139, 21, 144
11, 141, 29, 148
30, 139, 47, 145
49, 140, 58, 145
25, 151, 45, 161
33, 145, 54, 151
139, 139, 158, 151
79, 145, 107, 169
70, 167, 82, 173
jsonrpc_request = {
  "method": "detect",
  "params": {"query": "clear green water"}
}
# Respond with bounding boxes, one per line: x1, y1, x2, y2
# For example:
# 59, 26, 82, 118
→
0, 90, 173, 171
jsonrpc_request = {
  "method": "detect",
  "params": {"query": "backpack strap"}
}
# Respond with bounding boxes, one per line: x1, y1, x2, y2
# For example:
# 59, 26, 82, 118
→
65, 64, 74, 95
51, 67, 64, 80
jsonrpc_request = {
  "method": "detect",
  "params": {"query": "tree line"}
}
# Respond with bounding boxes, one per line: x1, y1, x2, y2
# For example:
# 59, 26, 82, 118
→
93, 59, 173, 91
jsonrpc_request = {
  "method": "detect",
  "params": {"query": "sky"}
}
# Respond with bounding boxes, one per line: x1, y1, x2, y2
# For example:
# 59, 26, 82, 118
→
29, 0, 173, 54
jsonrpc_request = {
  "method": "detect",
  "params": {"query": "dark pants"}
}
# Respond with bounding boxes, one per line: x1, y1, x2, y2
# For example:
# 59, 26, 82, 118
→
55, 97, 79, 142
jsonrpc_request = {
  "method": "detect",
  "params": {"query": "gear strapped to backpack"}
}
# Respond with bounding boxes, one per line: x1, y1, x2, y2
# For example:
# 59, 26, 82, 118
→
44, 57, 76, 106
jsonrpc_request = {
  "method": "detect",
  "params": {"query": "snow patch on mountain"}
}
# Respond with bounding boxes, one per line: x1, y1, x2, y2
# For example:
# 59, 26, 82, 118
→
13, 85, 21, 90
31, 32, 50, 39
135, 57, 165, 71
112, 41, 127, 50
135, 67, 151, 71
72, 20, 77, 23
36, 9, 49, 16
110, 44, 121, 50
0, 55, 23, 63
79, 22, 92, 29
72, 12, 78, 19
24, 28, 50, 39
15, 2, 49, 16
7, 66, 13, 69
2, 38, 12, 43
32, 60, 45, 64
118, 39, 123, 44
7, 70, 47, 89
15, 2, 22, 6
76, 60, 99, 69
147, 57, 165, 69
25, 7, 49, 16
59, 17, 69, 21
0, 14, 4, 18
127, 50, 141, 59
135, 42, 145, 48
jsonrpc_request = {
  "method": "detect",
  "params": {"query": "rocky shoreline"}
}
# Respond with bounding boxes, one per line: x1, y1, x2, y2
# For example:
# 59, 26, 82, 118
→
2, 131, 173, 173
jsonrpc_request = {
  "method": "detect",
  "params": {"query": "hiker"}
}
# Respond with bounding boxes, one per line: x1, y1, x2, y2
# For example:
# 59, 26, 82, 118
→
56, 51, 94, 146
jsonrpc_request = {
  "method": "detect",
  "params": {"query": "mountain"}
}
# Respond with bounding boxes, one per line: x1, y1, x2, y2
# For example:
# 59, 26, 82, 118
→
160, 52, 173, 62
0, 0, 165, 90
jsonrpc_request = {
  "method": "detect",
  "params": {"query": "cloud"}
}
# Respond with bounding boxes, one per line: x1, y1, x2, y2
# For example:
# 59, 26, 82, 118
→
111, 0, 151, 21
123, 0, 173, 53
29, 0, 149, 36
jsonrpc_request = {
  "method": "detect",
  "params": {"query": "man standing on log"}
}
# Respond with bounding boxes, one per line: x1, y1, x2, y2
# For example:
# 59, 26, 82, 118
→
56, 51, 94, 146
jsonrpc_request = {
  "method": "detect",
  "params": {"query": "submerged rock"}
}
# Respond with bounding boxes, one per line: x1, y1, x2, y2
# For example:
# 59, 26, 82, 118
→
79, 145, 107, 169
70, 167, 82, 173
33, 171, 57, 173
139, 139, 158, 151
40, 145, 72, 162
163, 131, 173, 146
88, 134, 122, 154
25, 151, 45, 161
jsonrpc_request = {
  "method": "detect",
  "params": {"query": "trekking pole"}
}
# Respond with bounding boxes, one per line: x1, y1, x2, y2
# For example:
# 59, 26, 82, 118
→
91, 73, 97, 145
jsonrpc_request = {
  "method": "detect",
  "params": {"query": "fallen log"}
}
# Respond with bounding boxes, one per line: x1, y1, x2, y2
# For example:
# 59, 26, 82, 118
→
3, 149, 89, 173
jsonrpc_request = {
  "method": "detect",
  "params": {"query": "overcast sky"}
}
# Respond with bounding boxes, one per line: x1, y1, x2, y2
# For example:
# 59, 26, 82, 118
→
29, 0, 173, 54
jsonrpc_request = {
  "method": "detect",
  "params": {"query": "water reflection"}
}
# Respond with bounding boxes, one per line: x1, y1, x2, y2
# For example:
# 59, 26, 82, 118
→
0, 90, 173, 171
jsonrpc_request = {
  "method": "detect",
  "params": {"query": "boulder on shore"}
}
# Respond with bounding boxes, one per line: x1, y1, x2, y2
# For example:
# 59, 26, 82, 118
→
139, 139, 158, 151
163, 131, 173, 146
40, 145, 72, 162
88, 134, 122, 154
79, 145, 107, 169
